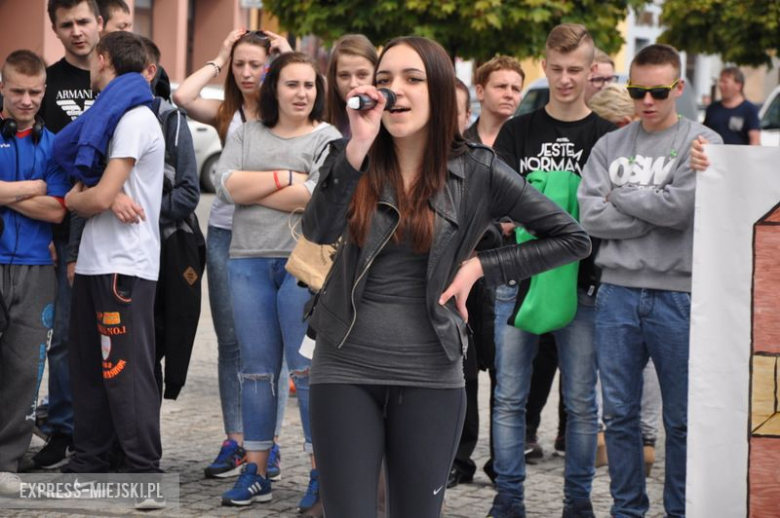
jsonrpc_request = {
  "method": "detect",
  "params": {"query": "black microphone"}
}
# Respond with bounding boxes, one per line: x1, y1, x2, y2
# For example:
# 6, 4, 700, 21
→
346, 88, 396, 111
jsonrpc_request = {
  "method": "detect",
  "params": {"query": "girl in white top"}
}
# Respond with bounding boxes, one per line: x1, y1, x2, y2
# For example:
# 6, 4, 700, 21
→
172, 28, 292, 480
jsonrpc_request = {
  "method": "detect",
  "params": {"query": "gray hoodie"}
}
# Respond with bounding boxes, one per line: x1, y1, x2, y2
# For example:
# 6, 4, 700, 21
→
578, 117, 722, 292
155, 98, 200, 225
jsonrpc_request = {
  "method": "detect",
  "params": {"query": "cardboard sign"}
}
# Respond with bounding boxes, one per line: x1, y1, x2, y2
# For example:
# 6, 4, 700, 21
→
689, 144, 780, 517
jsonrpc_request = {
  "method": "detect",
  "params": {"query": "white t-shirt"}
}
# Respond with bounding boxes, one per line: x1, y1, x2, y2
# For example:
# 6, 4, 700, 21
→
76, 106, 165, 280
207, 109, 243, 230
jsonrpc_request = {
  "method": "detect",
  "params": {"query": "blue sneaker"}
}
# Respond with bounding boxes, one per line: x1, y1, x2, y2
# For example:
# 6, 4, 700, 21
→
266, 443, 281, 481
298, 469, 319, 512
221, 463, 272, 506
205, 439, 247, 479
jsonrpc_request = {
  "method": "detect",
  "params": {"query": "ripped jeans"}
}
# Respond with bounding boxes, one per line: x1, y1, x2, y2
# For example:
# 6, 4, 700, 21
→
228, 257, 312, 453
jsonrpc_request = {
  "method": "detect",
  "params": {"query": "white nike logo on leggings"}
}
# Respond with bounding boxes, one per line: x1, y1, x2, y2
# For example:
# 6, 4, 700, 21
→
433, 486, 443, 495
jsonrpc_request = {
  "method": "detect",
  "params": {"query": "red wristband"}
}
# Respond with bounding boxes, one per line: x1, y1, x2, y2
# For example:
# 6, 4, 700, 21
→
273, 170, 283, 190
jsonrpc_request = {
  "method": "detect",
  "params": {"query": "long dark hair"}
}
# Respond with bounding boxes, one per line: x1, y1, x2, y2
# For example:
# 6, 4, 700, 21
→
259, 52, 325, 128
214, 31, 271, 143
348, 36, 466, 253
324, 34, 378, 135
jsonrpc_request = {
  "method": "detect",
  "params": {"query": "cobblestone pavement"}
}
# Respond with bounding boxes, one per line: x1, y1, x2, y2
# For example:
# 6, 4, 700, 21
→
13, 195, 667, 517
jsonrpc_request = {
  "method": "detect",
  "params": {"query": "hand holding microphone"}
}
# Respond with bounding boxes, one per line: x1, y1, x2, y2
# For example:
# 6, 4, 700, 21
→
343, 86, 390, 171
347, 88, 397, 111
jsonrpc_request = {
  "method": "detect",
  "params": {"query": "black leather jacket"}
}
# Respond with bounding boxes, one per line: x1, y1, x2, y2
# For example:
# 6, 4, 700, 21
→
302, 142, 591, 362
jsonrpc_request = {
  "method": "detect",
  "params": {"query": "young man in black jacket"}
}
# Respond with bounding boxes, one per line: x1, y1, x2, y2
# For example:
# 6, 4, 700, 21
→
138, 37, 204, 401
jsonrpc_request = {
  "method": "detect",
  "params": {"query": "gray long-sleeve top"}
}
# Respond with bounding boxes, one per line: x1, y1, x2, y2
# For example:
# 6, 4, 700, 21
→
215, 121, 341, 258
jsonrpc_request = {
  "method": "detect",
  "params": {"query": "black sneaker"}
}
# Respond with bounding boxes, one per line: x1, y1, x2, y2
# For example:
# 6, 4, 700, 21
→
524, 436, 543, 464
446, 467, 474, 488
483, 459, 497, 485
32, 433, 74, 469
561, 498, 595, 518
487, 493, 526, 518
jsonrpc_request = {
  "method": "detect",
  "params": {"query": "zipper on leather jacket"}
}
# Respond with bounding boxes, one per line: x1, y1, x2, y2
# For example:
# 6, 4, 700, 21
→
443, 303, 473, 358
337, 201, 400, 348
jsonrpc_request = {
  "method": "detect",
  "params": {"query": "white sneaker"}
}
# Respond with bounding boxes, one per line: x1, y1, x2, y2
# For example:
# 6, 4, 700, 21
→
134, 496, 167, 510
0, 472, 21, 496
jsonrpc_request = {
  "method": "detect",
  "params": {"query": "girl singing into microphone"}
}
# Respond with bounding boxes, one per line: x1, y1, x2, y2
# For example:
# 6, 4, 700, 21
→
302, 36, 591, 517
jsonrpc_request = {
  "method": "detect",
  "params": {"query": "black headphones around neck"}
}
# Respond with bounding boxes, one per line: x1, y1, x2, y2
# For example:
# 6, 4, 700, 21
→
0, 115, 44, 145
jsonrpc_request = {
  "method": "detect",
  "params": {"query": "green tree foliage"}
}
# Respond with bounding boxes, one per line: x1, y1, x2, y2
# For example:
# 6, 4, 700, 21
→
264, 0, 646, 61
660, 0, 780, 67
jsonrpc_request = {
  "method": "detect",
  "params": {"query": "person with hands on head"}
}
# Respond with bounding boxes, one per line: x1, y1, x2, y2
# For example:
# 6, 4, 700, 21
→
302, 36, 590, 518
173, 27, 292, 481
174, 28, 291, 140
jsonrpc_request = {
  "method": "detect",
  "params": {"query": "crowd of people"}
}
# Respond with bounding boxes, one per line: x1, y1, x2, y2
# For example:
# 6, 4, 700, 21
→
0, 0, 761, 517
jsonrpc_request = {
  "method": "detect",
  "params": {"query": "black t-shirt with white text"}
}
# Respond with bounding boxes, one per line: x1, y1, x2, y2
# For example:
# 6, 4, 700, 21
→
494, 107, 615, 178
40, 58, 94, 134
41, 58, 94, 239
494, 107, 615, 299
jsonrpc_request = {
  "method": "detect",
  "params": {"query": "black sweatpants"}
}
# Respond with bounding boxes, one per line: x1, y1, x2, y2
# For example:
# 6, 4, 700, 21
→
311, 383, 466, 518
68, 273, 161, 473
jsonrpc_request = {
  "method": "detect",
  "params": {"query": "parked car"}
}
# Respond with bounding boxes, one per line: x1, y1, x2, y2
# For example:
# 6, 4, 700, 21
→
759, 86, 780, 146
516, 75, 699, 122
170, 83, 225, 193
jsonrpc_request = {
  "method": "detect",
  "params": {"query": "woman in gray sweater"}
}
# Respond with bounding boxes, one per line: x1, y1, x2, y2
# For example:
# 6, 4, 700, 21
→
215, 51, 341, 509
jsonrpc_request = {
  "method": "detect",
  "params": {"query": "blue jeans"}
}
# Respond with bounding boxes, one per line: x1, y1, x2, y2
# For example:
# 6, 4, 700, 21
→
492, 284, 598, 505
228, 257, 310, 453
595, 284, 689, 518
208, 227, 289, 438
46, 236, 73, 436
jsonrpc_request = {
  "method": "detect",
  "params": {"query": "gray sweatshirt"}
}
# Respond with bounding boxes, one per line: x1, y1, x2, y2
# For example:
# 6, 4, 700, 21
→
216, 121, 341, 258
578, 118, 722, 292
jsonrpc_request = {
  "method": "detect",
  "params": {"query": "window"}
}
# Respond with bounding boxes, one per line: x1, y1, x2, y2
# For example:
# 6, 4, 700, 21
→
134, 0, 153, 38
761, 91, 780, 130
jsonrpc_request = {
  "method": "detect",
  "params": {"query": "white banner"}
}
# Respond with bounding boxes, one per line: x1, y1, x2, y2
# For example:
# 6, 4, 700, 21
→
689, 144, 780, 518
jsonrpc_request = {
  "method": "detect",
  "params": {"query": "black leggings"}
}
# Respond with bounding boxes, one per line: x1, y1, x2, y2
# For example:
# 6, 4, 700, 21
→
310, 383, 466, 518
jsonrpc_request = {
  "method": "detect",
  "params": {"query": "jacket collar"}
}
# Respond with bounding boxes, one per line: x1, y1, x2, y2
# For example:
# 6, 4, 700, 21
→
429, 154, 464, 226
375, 154, 464, 226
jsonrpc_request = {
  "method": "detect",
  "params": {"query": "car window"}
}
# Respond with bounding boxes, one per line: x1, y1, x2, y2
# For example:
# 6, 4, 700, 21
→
517, 89, 549, 116
761, 93, 780, 130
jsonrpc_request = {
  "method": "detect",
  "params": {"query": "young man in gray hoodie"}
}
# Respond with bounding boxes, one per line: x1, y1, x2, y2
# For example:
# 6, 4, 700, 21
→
578, 44, 721, 518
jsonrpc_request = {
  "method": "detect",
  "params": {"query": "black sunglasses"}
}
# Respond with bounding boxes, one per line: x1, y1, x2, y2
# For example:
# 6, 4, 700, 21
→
626, 79, 680, 100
